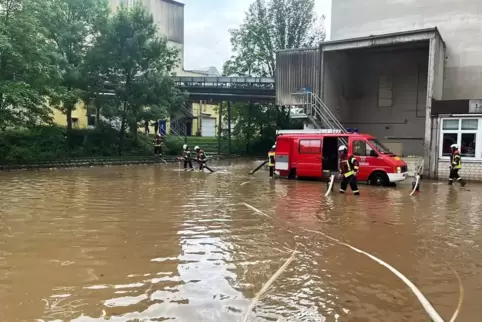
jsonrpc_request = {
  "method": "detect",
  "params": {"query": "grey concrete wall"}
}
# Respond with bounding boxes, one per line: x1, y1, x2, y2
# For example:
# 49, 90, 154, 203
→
329, 49, 429, 156
322, 52, 350, 123
331, 0, 482, 100
109, 0, 186, 72
431, 38, 445, 101
425, 38, 445, 177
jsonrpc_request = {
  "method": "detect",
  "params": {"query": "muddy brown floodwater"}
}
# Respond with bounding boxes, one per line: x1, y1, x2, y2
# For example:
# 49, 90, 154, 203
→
1, 160, 482, 321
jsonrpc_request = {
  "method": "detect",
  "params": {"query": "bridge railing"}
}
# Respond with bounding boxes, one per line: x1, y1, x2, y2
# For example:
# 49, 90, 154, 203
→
173, 76, 275, 89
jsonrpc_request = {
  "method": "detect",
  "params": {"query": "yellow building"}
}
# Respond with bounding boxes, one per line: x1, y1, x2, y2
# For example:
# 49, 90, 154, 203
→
51, 101, 90, 129
143, 101, 220, 137
191, 101, 219, 136
51, 99, 221, 138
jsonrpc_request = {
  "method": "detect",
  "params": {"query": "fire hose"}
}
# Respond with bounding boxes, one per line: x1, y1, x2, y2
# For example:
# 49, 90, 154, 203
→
249, 160, 268, 175
177, 157, 214, 173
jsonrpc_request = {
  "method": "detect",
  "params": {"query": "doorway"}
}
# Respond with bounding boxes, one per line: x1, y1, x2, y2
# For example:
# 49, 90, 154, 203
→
322, 137, 339, 172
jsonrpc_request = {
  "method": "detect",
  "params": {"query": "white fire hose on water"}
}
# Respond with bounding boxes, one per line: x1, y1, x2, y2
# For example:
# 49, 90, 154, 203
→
324, 175, 335, 196
410, 159, 424, 196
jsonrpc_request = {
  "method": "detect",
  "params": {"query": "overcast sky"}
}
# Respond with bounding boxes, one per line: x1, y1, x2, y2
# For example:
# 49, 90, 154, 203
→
179, 0, 332, 71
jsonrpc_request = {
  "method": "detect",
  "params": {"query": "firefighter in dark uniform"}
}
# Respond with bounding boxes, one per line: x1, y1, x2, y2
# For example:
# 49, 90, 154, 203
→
449, 144, 466, 186
153, 134, 163, 156
194, 146, 207, 171
338, 145, 360, 195
268, 144, 276, 177
182, 144, 193, 171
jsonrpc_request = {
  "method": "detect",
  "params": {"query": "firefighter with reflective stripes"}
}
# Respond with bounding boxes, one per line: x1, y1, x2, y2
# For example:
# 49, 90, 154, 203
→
338, 145, 360, 195
153, 134, 163, 156
194, 145, 207, 171
449, 144, 466, 186
268, 144, 276, 177
182, 144, 193, 171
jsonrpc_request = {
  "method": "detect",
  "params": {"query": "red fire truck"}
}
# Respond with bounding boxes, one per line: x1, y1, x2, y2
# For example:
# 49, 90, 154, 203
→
274, 129, 408, 186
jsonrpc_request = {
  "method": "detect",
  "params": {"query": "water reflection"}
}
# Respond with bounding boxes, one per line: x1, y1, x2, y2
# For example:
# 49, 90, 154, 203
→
0, 162, 481, 321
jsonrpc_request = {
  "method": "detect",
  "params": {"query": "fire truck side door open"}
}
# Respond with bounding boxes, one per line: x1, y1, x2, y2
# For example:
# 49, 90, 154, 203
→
296, 139, 322, 178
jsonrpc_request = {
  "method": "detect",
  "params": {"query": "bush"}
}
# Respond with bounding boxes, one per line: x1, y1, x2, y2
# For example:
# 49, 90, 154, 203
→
0, 125, 155, 164
163, 136, 184, 155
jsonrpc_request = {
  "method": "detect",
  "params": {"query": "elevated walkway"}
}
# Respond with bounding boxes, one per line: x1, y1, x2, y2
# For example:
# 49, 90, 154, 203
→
172, 76, 275, 102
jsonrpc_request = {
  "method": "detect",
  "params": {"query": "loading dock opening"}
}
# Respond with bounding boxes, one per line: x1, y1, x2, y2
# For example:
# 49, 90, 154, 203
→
322, 41, 429, 156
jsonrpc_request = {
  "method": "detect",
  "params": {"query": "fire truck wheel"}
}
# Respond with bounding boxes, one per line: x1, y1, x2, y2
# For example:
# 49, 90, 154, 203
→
369, 171, 389, 186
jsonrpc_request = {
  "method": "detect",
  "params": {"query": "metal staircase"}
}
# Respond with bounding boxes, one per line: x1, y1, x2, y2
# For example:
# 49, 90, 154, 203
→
168, 102, 193, 137
291, 92, 347, 133
290, 91, 348, 145
170, 119, 187, 136
179, 102, 194, 118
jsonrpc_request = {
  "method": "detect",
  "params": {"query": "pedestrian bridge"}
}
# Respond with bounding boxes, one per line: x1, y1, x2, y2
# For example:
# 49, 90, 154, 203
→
172, 76, 275, 102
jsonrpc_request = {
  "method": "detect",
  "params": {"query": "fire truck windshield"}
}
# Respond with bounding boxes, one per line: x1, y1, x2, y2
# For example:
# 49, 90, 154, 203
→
369, 139, 391, 154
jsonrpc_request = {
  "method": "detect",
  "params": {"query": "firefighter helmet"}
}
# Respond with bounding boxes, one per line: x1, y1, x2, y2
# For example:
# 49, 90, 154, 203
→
194, 146, 200, 150
338, 145, 347, 152
183, 144, 187, 150
272, 145, 276, 149
450, 144, 458, 149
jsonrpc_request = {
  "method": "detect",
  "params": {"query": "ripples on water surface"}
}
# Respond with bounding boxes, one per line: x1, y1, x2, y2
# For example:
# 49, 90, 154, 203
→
0, 160, 482, 321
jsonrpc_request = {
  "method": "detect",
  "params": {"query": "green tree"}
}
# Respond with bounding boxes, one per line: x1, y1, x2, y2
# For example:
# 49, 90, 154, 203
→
221, 0, 322, 154
92, 3, 182, 153
0, 0, 59, 130
38, 0, 109, 132
219, 102, 302, 154
224, 0, 325, 77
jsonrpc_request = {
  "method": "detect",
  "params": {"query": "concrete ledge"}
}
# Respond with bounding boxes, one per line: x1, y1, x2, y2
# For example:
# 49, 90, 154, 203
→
0, 154, 238, 171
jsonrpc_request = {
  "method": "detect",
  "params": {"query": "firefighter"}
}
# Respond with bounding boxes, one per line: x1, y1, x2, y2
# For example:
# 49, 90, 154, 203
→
338, 145, 360, 195
153, 134, 163, 156
194, 146, 207, 171
183, 144, 193, 171
449, 144, 466, 186
268, 144, 276, 177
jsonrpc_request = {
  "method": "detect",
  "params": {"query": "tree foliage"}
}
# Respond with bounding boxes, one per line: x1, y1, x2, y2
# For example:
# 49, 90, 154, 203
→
224, 0, 325, 77
221, 0, 323, 154
38, 0, 109, 131
0, 0, 59, 130
220, 102, 302, 154
91, 3, 184, 152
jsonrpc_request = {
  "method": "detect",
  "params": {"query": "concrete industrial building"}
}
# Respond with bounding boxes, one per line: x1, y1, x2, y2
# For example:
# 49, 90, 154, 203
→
109, 0, 202, 77
99, 0, 220, 137
276, 0, 482, 180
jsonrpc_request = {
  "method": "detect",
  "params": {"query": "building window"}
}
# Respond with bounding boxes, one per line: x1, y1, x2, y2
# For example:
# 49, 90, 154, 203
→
299, 139, 321, 154
72, 117, 79, 128
440, 118, 479, 159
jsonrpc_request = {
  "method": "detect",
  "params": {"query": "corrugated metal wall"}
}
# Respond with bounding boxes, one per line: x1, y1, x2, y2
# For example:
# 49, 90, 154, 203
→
147, 0, 184, 44
276, 48, 321, 105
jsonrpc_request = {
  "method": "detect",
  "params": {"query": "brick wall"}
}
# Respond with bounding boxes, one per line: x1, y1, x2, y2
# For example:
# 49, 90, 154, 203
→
438, 160, 482, 181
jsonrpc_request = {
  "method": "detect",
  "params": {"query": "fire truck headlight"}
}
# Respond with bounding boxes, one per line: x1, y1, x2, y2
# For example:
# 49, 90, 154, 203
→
396, 167, 401, 173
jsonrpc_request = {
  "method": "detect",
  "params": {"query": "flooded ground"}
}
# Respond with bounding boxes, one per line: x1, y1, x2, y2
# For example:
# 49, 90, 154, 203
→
0, 160, 481, 321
